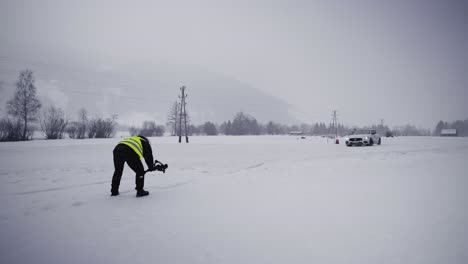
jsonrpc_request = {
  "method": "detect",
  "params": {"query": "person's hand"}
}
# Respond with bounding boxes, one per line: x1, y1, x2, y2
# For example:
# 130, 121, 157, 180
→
149, 166, 157, 172
155, 164, 168, 173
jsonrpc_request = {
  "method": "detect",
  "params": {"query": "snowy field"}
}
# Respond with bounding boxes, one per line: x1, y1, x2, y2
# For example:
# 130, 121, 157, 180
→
1, 135, 467, 264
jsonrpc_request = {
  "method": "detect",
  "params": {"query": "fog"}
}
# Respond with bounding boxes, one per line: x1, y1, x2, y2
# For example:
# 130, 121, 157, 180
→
0, 0, 467, 128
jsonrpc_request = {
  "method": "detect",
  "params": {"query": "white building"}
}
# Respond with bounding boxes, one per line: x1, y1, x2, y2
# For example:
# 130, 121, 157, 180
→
440, 129, 457, 137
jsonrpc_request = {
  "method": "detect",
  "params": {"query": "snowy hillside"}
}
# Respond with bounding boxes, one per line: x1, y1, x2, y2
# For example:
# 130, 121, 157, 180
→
1, 136, 467, 264
0, 59, 295, 125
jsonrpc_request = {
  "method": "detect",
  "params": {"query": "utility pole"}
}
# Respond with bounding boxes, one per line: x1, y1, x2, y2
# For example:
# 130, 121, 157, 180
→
332, 110, 338, 138
178, 86, 189, 143
183, 89, 189, 143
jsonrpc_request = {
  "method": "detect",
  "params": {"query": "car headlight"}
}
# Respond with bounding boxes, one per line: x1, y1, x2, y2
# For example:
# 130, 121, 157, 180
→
364, 136, 369, 140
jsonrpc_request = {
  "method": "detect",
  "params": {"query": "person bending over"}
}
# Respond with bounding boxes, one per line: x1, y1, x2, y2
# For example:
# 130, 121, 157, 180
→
111, 135, 156, 197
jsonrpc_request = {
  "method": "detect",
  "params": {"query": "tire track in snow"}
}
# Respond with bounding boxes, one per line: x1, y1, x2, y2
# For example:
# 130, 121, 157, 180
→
13, 180, 109, 195
117, 179, 196, 194
153, 180, 196, 190
228, 162, 265, 174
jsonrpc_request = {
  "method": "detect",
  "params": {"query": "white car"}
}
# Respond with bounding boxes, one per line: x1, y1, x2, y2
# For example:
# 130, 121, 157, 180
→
345, 129, 381, 146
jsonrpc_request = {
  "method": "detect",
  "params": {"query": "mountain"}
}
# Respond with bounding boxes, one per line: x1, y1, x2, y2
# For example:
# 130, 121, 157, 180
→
0, 58, 296, 126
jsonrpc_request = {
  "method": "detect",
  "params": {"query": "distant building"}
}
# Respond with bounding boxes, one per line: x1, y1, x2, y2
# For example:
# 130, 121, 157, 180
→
440, 129, 457, 137
289, 131, 303, 136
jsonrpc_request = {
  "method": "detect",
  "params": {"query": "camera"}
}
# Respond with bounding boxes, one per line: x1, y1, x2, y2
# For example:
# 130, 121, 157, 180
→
155, 163, 168, 173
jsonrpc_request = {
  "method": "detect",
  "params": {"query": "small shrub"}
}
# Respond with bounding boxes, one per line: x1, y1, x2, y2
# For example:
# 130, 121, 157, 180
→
0, 118, 23, 141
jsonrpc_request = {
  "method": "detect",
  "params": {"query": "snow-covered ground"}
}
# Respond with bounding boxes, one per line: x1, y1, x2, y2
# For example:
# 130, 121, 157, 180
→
1, 136, 467, 264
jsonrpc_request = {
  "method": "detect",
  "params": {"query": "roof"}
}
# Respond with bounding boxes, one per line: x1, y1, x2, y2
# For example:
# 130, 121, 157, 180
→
441, 129, 457, 135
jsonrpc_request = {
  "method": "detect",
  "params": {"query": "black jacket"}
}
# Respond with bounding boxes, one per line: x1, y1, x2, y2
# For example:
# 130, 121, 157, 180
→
114, 135, 154, 169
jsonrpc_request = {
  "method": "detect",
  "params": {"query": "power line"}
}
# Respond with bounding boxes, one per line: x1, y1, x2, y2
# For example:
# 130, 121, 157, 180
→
0, 56, 298, 106
0, 55, 328, 123
0, 67, 160, 94
0, 55, 125, 77
0, 80, 175, 104
0, 55, 172, 92
0, 64, 178, 104
0, 56, 305, 111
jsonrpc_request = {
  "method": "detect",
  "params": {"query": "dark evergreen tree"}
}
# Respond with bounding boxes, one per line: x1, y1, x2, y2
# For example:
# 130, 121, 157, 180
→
433, 120, 447, 136
203, 122, 218, 135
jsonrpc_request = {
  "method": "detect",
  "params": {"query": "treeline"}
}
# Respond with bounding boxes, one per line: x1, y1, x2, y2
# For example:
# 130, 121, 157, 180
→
434, 119, 468, 136
0, 69, 441, 142
66, 109, 118, 139
388, 125, 430, 137
186, 112, 431, 137
129, 121, 165, 137
0, 70, 118, 141
181, 112, 412, 136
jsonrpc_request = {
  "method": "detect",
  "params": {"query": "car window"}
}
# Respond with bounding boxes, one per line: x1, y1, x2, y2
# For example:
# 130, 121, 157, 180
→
354, 130, 369, 134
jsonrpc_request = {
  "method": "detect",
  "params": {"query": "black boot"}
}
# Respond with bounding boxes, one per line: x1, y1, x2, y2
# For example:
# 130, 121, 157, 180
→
136, 189, 149, 197
111, 189, 119, 196
135, 173, 148, 197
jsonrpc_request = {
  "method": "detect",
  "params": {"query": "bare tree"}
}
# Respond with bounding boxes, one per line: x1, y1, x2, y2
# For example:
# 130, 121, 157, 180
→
128, 126, 137, 136
166, 102, 180, 136
76, 108, 88, 139
6, 70, 41, 140
88, 115, 117, 138
40, 106, 68, 139
66, 123, 78, 139
66, 108, 89, 139
0, 117, 23, 141
130, 121, 165, 137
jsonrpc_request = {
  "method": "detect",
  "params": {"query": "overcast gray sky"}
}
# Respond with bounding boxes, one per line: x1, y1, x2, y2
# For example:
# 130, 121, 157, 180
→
1, 0, 467, 128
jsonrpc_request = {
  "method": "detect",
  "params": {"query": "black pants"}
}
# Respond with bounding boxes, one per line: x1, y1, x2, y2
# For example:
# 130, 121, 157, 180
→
112, 149, 145, 191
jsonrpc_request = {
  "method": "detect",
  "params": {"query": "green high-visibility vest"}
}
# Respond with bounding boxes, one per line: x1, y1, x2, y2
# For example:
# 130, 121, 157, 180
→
119, 136, 143, 159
